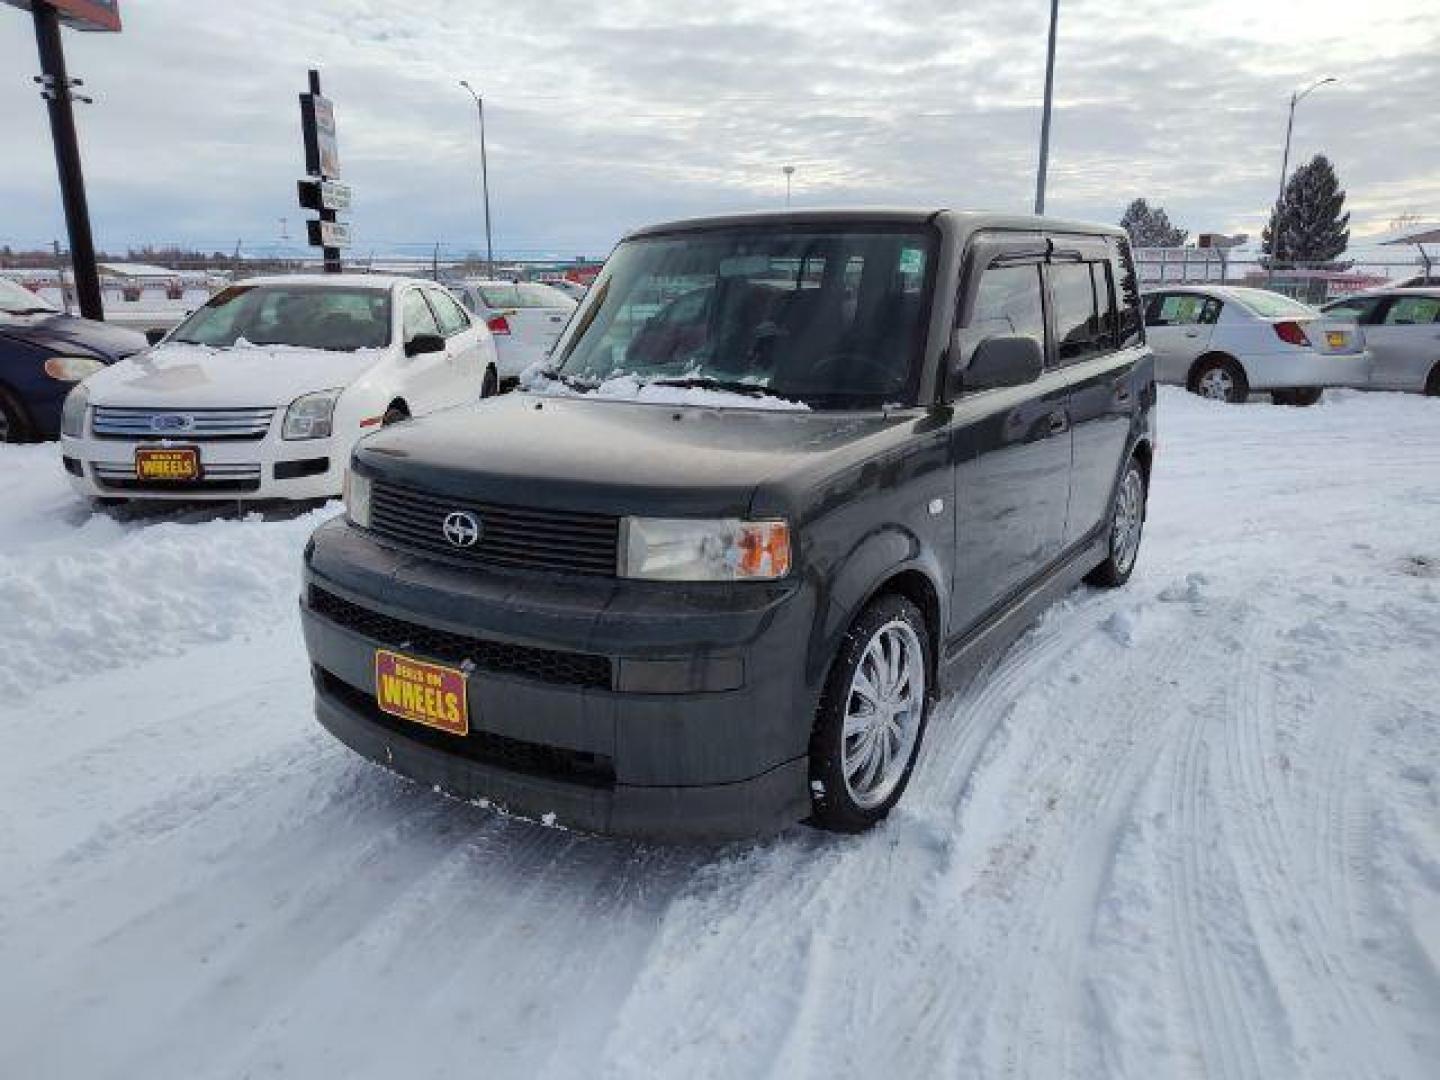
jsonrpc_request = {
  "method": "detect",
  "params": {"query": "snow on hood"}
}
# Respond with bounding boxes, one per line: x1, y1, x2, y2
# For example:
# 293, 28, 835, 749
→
519, 364, 809, 412
82, 341, 387, 408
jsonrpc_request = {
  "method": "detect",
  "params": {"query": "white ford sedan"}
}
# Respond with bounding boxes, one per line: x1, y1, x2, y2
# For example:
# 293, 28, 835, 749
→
59, 274, 498, 502
1142, 285, 1370, 405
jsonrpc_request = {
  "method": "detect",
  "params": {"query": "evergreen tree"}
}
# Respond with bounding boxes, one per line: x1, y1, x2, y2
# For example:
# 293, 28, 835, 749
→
1262, 154, 1350, 264
1119, 199, 1188, 248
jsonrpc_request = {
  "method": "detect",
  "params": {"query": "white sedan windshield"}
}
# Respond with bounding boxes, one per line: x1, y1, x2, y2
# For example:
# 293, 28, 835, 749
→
171, 284, 391, 351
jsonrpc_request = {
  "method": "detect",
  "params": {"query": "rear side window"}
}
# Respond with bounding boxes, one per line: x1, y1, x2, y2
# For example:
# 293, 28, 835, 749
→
1382, 295, 1440, 325
1049, 261, 1117, 365
1113, 238, 1144, 348
1147, 293, 1220, 326
1323, 297, 1381, 323
428, 290, 472, 336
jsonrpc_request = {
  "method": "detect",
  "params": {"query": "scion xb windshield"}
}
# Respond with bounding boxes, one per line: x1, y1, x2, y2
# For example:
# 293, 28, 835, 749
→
170, 285, 392, 351
551, 228, 936, 408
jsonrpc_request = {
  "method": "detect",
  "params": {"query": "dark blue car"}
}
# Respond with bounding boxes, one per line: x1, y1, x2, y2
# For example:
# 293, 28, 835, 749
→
0, 276, 149, 442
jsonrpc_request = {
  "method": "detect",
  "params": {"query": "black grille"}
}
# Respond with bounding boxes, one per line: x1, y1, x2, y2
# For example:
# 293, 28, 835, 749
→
308, 586, 612, 690
368, 479, 619, 577
317, 668, 616, 789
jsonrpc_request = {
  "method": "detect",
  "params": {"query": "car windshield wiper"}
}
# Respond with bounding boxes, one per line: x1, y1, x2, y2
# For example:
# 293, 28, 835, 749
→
532, 366, 593, 392
2, 306, 56, 316
646, 376, 772, 397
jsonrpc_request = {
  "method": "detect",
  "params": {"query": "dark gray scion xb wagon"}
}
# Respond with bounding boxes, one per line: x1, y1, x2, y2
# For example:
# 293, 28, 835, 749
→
300, 209, 1156, 839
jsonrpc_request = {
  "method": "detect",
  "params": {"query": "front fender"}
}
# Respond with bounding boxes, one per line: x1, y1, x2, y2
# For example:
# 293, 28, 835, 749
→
805, 523, 948, 688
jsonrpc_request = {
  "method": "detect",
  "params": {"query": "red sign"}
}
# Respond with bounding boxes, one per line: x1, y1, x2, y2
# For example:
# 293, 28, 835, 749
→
2, 1, 121, 32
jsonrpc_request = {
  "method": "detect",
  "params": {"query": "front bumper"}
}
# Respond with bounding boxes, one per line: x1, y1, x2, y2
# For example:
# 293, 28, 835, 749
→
1240, 349, 1373, 391
59, 428, 349, 501
300, 519, 817, 840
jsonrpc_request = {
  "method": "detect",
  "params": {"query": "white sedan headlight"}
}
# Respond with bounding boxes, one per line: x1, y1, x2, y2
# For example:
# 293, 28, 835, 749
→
283, 388, 341, 440
44, 356, 107, 382
619, 518, 792, 581
60, 384, 89, 437
344, 469, 372, 527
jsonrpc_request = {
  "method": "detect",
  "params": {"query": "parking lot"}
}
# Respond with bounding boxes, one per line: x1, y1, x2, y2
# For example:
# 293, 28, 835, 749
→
1, 386, 1436, 1079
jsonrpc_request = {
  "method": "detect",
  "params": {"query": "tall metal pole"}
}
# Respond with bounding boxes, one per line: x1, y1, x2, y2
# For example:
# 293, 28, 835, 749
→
1271, 92, 1298, 268
460, 82, 495, 276
783, 165, 795, 207
32, 2, 103, 321
1268, 77, 1335, 278
1033, 0, 1059, 215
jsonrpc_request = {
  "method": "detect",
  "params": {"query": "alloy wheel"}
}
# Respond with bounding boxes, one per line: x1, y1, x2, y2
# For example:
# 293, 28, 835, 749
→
1111, 466, 1145, 576
841, 620, 926, 809
1197, 367, 1235, 401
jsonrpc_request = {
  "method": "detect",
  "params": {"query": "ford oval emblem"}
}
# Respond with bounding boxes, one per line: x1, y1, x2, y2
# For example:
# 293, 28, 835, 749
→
151, 413, 194, 433
442, 510, 482, 549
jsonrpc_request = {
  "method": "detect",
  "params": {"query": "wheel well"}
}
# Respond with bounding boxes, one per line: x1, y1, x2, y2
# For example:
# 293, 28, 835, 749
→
1186, 351, 1242, 391
871, 569, 941, 680
1131, 439, 1153, 487
1427, 361, 1440, 396
385, 397, 410, 419
0, 378, 35, 439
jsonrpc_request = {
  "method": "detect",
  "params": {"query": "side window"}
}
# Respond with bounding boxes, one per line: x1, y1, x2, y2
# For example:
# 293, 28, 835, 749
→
1383, 296, 1440, 325
969, 263, 1045, 342
1113, 238, 1144, 347
1323, 298, 1379, 323
401, 289, 441, 344
1048, 261, 1113, 365
428, 290, 472, 337
1149, 293, 1207, 326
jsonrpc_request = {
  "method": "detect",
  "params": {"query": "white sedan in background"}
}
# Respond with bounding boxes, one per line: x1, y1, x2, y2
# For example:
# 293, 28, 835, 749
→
1321, 288, 1440, 395
59, 274, 497, 502
450, 280, 576, 381
1143, 285, 1369, 405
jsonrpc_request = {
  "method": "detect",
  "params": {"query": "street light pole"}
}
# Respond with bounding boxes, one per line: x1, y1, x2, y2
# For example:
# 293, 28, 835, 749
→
783, 165, 795, 207
459, 80, 495, 277
1033, 0, 1060, 215
1270, 76, 1336, 268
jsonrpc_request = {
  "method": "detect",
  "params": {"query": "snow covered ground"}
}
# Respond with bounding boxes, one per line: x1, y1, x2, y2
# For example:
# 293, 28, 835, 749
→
1, 387, 1437, 1080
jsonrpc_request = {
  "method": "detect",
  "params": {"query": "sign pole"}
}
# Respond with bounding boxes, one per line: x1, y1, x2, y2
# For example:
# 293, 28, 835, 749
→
306, 70, 341, 273
31, 1, 104, 319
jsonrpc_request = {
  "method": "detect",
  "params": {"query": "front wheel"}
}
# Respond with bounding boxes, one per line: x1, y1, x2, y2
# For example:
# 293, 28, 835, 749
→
480, 366, 499, 399
1087, 457, 1147, 588
808, 594, 932, 833
1191, 357, 1248, 403
1273, 388, 1322, 407
0, 387, 31, 443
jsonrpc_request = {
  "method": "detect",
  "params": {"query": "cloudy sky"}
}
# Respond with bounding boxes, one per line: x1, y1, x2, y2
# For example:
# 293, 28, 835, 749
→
1, 0, 1436, 259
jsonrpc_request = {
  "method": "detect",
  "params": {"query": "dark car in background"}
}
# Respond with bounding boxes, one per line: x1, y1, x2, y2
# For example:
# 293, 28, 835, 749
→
300, 209, 1157, 840
0, 277, 148, 441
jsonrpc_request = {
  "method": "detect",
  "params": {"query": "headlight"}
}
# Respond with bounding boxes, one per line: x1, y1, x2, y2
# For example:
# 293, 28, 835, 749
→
44, 356, 106, 382
344, 469, 372, 527
283, 389, 340, 440
619, 518, 792, 581
61, 384, 89, 437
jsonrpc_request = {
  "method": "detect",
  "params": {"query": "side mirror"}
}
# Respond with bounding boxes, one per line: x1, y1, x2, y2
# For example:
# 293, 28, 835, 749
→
957, 334, 1044, 392
404, 332, 445, 358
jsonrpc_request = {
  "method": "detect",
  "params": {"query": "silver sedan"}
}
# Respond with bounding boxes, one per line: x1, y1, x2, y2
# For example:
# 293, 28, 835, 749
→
1321, 288, 1440, 395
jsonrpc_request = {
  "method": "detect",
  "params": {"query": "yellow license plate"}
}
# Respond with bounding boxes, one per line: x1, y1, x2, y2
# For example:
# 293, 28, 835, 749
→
135, 446, 200, 481
1326, 330, 1348, 348
374, 650, 468, 735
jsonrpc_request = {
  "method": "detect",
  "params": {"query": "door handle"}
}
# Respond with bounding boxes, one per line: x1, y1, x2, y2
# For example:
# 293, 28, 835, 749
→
1048, 412, 1068, 435
1115, 386, 1132, 404
1183, 330, 1201, 338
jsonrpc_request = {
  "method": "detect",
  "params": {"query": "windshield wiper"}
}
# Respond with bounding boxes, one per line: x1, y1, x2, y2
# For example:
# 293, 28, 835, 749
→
646, 376, 771, 397
2, 306, 56, 316
531, 366, 592, 392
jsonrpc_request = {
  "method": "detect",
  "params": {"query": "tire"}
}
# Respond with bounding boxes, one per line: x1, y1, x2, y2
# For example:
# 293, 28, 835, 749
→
1273, 388, 1322, 407
1426, 364, 1440, 397
0, 385, 32, 443
381, 403, 409, 426
808, 594, 933, 833
480, 366, 499, 399
1086, 456, 1147, 588
1190, 356, 1248, 403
